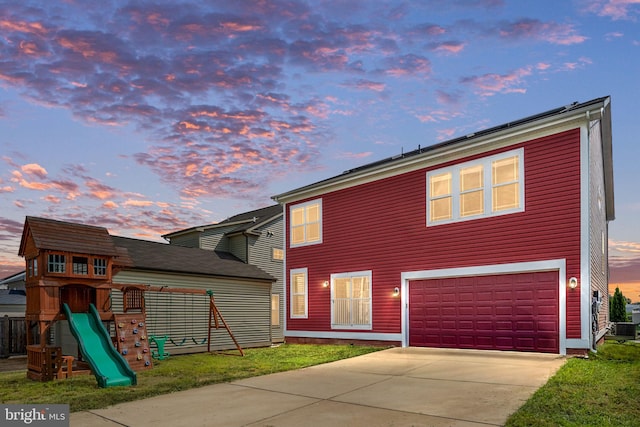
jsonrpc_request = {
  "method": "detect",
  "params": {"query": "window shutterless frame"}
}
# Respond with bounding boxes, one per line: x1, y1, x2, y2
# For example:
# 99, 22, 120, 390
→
426, 148, 524, 226
289, 267, 308, 318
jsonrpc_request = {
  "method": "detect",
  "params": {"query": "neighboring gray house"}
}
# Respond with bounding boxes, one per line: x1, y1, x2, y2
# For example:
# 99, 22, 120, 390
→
163, 205, 285, 343
0, 272, 26, 317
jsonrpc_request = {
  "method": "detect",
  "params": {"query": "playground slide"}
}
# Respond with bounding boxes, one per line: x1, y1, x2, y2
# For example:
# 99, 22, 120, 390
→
62, 303, 137, 388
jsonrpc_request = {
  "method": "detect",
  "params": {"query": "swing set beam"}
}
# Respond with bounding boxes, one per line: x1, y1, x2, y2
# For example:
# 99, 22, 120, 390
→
115, 284, 244, 356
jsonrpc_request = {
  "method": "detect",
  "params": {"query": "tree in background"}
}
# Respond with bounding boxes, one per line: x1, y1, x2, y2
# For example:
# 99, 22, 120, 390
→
610, 287, 627, 322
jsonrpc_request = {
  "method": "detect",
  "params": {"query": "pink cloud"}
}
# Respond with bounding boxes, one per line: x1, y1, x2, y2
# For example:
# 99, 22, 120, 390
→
497, 19, 587, 45
21, 163, 48, 178
103, 201, 119, 209
336, 151, 373, 160
461, 66, 532, 97
43, 195, 61, 204
0, 186, 14, 193
585, 0, 640, 20
429, 41, 466, 55
123, 200, 155, 207
342, 79, 386, 92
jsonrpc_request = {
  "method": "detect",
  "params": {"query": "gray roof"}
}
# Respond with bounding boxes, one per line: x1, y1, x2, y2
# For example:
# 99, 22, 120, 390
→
162, 204, 282, 239
0, 289, 26, 306
112, 236, 275, 282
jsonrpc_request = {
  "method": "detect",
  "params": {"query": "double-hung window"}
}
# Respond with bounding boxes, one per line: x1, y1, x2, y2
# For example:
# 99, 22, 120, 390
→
290, 200, 322, 247
427, 148, 524, 225
331, 270, 372, 330
290, 268, 308, 318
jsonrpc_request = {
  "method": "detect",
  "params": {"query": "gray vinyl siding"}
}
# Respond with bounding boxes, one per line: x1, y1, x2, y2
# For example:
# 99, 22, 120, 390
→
112, 270, 272, 354
248, 217, 285, 342
199, 225, 239, 252
588, 119, 609, 338
228, 235, 247, 262
167, 233, 200, 248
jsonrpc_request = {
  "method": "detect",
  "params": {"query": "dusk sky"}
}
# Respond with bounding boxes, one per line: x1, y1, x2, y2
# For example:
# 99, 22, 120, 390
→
1, 1, 639, 297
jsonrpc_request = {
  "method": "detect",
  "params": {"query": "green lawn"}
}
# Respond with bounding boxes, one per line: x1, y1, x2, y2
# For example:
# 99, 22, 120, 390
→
506, 341, 640, 427
0, 344, 383, 412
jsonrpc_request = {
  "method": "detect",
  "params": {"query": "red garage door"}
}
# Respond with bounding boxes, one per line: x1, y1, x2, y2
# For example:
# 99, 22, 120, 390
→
409, 271, 559, 353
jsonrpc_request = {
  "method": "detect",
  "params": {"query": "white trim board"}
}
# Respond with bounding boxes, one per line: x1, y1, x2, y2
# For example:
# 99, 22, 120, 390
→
400, 259, 568, 355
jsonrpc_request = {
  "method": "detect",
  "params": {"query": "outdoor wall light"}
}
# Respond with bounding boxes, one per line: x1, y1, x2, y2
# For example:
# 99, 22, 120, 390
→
392, 287, 400, 297
322, 281, 329, 288
568, 277, 578, 289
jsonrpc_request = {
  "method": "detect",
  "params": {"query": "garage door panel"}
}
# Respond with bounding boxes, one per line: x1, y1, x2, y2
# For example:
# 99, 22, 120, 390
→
409, 271, 559, 353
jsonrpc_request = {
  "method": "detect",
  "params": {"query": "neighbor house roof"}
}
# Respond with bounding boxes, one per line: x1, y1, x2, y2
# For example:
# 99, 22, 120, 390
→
162, 204, 282, 239
18, 216, 119, 257
111, 236, 275, 282
273, 96, 614, 221
0, 289, 26, 306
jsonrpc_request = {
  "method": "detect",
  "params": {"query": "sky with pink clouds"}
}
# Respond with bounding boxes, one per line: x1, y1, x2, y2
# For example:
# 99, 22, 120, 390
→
1, 1, 639, 295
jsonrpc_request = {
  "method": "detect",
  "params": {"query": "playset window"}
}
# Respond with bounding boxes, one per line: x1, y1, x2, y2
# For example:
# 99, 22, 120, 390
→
47, 254, 66, 273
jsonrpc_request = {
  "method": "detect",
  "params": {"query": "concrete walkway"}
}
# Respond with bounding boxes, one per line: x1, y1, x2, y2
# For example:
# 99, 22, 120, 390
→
71, 347, 565, 427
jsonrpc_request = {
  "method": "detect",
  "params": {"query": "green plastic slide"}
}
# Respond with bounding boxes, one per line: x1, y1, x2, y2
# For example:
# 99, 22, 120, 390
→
62, 303, 137, 387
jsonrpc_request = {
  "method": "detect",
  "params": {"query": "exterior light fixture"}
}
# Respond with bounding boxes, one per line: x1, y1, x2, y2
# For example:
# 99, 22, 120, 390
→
568, 277, 578, 289
322, 281, 329, 288
393, 287, 400, 297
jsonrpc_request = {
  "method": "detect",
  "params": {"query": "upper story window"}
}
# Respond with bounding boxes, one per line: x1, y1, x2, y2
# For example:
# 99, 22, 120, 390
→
47, 254, 66, 273
272, 247, 284, 261
72, 256, 89, 275
94, 258, 107, 276
427, 148, 524, 226
290, 199, 322, 247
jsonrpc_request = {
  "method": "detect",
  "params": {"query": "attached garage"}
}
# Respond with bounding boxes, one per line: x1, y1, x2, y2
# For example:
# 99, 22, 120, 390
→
406, 269, 560, 354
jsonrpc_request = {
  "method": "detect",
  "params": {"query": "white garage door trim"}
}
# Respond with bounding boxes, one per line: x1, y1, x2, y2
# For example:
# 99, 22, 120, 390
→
400, 259, 567, 355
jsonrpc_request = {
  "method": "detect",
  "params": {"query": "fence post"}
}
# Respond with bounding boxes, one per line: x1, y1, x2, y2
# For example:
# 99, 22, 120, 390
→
1, 315, 9, 358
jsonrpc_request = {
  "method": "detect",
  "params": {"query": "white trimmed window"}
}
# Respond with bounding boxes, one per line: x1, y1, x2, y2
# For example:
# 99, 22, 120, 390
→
331, 270, 372, 330
272, 247, 284, 261
427, 148, 524, 225
290, 200, 322, 247
290, 268, 308, 318
271, 294, 280, 326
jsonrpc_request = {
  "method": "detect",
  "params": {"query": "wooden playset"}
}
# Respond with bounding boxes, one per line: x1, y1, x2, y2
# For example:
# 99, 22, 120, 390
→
18, 217, 242, 388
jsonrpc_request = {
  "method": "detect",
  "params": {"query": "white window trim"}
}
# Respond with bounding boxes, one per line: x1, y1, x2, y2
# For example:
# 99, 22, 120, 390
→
426, 148, 525, 226
330, 270, 373, 330
289, 199, 323, 247
290, 267, 308, 319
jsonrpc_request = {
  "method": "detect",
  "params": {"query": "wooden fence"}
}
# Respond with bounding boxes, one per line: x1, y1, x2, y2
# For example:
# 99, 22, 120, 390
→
0, 316, 27, 358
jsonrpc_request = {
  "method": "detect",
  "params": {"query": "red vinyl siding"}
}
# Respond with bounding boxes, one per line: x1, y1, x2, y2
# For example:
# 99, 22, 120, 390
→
286, 129, 582, 338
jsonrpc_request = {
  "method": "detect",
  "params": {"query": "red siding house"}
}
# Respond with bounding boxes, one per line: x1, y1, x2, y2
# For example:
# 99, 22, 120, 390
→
273, 96, 614, 355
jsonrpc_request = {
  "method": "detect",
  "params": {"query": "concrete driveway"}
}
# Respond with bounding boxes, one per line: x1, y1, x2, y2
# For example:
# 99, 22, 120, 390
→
71, 347, 565, 427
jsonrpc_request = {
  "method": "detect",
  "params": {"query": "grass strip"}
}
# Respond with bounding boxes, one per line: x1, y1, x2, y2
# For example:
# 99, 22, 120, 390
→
506, 341, 640, 427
